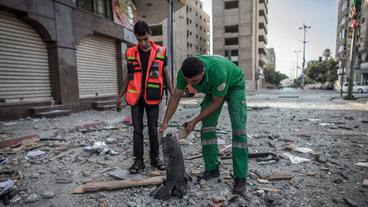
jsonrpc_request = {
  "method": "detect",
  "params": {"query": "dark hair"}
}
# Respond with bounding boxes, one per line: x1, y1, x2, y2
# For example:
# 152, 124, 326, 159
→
181, 57, 204, 78
134, 21, 151, 36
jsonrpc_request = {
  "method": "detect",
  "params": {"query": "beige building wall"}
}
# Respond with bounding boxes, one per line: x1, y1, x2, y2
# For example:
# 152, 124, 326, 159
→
149, 0, 210, 83
213, 0, 268, 90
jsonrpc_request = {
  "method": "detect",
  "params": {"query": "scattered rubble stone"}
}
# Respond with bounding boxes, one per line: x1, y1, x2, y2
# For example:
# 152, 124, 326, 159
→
25, 194, 40, 203
42, 191, 55, 198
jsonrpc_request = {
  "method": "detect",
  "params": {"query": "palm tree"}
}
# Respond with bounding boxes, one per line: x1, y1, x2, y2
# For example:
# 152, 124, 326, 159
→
323, 49, 331, 60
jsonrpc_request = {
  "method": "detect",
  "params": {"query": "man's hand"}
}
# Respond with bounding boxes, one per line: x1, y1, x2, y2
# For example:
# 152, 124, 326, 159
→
160, 121, 168, 132
116, 96, 122, 112
185, 119, 198, 135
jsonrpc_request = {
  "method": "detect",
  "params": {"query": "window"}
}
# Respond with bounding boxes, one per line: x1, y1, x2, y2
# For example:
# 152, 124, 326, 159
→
225, 0, 238, 9
76, 0, 113, 19
150, 25, 163, 36
225, 25, 238, 33
187, 30, 189, 38
225, 38, 239, 45
225, 49, 239, 57
187, 18, 189, 25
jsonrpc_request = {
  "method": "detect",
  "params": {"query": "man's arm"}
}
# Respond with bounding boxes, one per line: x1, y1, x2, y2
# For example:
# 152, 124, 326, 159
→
160, 88, 184, 131
185, 96, 224, 134
162, 66, 173, 95
116, 72, 129, 110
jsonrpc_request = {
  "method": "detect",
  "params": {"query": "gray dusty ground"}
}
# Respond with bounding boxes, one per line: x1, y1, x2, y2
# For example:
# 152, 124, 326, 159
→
0, 89, 368, 207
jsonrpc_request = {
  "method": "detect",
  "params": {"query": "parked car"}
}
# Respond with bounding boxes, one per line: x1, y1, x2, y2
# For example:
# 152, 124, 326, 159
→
342, 82, 368, 93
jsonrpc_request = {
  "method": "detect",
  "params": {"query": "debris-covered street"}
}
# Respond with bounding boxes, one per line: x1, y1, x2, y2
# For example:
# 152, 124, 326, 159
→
1, 89, 368, 207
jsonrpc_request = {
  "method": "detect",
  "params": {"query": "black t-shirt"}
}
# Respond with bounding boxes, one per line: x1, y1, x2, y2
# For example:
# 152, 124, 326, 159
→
138, 48, 167, 90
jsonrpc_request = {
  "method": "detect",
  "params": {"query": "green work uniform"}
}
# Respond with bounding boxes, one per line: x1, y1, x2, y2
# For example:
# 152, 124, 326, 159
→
176, 55, 248, 179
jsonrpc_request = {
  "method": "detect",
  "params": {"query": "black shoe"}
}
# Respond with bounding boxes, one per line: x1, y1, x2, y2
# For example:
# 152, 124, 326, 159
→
197, 168, 220, 181
129, 159, 145, 174
233, 178, 247, 195
150, 158, 166, 170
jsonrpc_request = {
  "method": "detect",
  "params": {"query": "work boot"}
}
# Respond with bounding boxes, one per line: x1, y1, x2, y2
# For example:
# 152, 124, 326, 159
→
197, 168, 220, 181
232, 178, 247, 195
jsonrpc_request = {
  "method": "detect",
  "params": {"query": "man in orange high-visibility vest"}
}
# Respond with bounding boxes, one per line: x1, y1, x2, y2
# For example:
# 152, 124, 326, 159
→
117, 21, 173, 174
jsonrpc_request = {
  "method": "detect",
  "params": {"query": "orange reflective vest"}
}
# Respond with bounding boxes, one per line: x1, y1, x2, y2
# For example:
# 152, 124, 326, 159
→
125, 41, 166, 106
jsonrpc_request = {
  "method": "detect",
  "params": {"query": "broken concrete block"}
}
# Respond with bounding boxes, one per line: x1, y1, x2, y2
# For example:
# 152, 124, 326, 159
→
282, 152, 311, 164
362, 179, 368, 187
354, 162, 368, 168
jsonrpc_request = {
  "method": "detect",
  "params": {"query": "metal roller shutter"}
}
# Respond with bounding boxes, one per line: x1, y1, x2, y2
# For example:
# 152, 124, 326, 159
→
76, 35, 118, 99
0, 11, 51, 103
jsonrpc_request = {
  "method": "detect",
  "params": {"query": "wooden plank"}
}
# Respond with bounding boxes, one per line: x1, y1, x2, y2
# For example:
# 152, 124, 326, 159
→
262, 174, 293, 181
72, 176, 165, 194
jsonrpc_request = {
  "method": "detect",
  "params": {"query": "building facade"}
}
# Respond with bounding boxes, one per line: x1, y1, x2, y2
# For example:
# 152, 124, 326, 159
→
149, 0, 210, 79
336, 0, 368, 87
0, 0, 184, 120
213, 0, 269, 90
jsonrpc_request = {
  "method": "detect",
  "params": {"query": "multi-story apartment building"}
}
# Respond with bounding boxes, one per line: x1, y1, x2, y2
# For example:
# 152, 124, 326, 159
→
149, 0, 210, 79
213, 0, 269, 90
336, 0, 368, 86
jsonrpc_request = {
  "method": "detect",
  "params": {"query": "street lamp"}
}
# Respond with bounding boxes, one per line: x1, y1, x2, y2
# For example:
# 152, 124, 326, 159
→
294, 50, 301, 80
299, 24, 311, 89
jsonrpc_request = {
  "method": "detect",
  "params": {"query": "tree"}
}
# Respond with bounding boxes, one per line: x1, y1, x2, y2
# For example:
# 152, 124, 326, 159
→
323, 48, 331, 60
305, 55, 338, 84
264, 64, 288, 88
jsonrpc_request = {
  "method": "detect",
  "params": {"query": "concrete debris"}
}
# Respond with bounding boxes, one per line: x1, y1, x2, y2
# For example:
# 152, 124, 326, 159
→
84, 141, 119, 155
0, 90, 367, 206
25, 150, 46, 159
25, 194, 40, 203
362, 179, 368, 187
42, 191, 55, 198
354, 162, 368, 168
282, 152, 311, 164
0, 179, 15, 196
318, 123, 335, 127
343, 197, 359, 207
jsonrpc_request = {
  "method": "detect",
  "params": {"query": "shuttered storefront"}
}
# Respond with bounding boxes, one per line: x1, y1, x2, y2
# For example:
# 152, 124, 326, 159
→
76, 35, 118, 99
0, 11, 51, 104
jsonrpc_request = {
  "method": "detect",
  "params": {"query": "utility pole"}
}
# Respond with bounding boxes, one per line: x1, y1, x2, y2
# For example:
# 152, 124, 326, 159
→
167, 0, 174, 86
299, 24, 311, 89
294, 50, 301, 80
346, 0, 361, 99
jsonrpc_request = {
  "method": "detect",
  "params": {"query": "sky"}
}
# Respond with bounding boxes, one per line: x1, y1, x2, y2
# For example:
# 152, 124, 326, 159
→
202, 0, 339, 79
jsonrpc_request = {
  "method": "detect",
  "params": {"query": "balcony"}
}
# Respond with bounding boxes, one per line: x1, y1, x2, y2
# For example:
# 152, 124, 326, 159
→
360, 62, 368, 70
134, 0, 186, 24
258, 54, 268, 67
259, 0, 268, 14
258, 42, 267, 55
259, 22, 268, 34
258, 2, 268, 16
259, 34, 268, 44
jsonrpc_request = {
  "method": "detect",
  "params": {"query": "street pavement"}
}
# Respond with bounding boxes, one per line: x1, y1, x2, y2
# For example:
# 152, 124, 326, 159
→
0, 88, 367, 206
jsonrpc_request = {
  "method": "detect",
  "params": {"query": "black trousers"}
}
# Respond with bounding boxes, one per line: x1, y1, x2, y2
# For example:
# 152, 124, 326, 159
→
131, 97, 159, 161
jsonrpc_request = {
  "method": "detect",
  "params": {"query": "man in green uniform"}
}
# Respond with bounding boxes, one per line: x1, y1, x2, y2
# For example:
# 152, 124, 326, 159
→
160, 55, 248, 194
